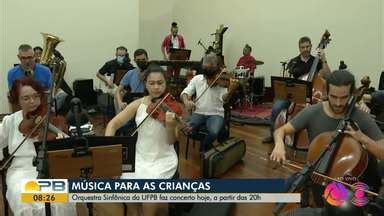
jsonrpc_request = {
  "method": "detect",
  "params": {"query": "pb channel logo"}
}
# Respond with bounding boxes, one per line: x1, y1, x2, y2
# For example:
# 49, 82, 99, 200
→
21, 179, 69, 203
323, 181, 369, 207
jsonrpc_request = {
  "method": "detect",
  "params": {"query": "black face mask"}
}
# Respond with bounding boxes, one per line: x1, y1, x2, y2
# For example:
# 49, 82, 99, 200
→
136, 61, 148, 71
203, 68, 217, 77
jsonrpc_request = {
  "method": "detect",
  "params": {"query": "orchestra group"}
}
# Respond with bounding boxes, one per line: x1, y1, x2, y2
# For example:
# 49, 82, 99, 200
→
1, 21, 383, 216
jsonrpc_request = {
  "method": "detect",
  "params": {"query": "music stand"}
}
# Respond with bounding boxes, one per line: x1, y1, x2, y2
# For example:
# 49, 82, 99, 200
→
271, 76, 312, 104
34, 136, 136, 216
34, 136, 136, 178
169, 48, 191, 60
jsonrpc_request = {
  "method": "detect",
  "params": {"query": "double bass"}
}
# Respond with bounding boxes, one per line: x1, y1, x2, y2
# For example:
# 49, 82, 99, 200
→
274, 30, 331, 151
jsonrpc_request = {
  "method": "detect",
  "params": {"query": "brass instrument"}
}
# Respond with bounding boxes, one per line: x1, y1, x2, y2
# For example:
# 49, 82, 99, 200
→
40, 33, 66, 91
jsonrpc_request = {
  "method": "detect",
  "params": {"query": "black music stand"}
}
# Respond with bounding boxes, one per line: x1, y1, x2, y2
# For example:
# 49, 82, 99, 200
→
271, 76, 312, 104
34, 136, 136, 215
169, 48, 191, 60
167, 48, 191, 77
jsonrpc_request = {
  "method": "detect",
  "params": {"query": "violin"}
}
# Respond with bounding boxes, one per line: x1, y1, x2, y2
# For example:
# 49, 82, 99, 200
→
131, 93, 192, 136
206, 67, 232, 88
195, 68, 239, 103
19, 104, 69, 141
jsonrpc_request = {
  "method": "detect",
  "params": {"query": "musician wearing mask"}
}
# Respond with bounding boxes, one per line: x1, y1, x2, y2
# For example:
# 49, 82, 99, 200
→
0, 77, 76, 216
263, 36, 331, 143
105, 64, 178, 216
96, 46, 135, 90
8, 44, 52, 90
270, 70, 384, 210
115, 48, 148, 112
161, 22, 186, 60
181, 53, 238, 153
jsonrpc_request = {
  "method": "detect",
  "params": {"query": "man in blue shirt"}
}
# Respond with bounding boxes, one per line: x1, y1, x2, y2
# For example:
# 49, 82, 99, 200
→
7, 44, 52, 90
114, 49, 148, 112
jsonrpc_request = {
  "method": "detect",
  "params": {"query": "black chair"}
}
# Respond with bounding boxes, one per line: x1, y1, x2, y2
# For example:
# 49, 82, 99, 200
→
249, 76, 265, 104
184, 103, 231, 159
379, 71, 384, 90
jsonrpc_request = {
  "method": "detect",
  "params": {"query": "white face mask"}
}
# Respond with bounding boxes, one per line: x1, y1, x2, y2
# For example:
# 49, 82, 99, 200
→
116, 56, 125, 64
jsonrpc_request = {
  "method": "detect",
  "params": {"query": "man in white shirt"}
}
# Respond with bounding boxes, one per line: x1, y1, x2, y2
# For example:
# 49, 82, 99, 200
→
181, 53, 237, 152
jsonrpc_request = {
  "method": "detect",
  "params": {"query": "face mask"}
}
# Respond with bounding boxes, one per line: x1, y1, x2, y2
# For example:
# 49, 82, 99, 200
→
203, 68, 217, 77
136, 61, 148, 71
116, 56, 125, 64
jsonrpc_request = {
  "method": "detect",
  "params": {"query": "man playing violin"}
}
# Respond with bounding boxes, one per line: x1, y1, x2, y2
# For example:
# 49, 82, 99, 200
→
181, 53, 238, 153
0, 77, 76, 215
105, 64, 178, 216
270, 70, 384, 209
263, 36, 331, 143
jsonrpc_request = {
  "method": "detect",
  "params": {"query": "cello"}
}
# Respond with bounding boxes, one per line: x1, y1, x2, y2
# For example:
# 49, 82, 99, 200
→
274, 30, 331, 151
273, 96, 379, 215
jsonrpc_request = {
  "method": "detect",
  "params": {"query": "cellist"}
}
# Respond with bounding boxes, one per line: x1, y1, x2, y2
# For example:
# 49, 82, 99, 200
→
270, 70, 384, 208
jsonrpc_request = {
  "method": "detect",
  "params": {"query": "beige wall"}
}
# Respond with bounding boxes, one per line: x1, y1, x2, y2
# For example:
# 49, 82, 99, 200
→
139, 0, 175, 58
2, 0, 383, 113
1, 0, 139, 113
0, 0, 6, 113
380, 0, 384, 70
140, 0, 383, 88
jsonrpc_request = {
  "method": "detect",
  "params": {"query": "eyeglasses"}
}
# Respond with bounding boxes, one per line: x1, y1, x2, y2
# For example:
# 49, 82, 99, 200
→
20, 56, 34, 60
20, 93, 41, 102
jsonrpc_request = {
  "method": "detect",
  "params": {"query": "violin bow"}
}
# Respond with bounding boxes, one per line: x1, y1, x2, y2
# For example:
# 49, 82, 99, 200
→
0, 114, 46, 171
276, 159, 378, 197
194, 68, 227, 103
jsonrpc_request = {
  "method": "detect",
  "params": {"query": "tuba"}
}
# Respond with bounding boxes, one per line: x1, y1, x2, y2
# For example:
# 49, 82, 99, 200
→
40, 33, 66, 92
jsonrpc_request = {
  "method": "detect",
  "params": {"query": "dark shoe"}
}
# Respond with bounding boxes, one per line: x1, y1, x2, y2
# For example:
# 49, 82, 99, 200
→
262, 136, 274, 143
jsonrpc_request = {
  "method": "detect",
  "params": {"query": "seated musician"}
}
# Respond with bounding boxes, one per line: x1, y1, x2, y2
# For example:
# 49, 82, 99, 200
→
270, 70, 384, 212
358, 76, 384, 119
263, 36, 331, 143
105, 64, 178, 216
181, 53, 238, 153
7, 44, 53, 112
7, 44, 73, 114
0, 77, 76, 216
236, 44, 257, 76
358, 76, 375, 105
33, 46, 43, 63
96, 46, 135, 92
114, 49, 148, 113
8, 44, 52, 91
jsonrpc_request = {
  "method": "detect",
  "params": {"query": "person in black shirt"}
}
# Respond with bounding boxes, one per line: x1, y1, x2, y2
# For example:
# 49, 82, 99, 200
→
263, 36, 330, 143
96, 46, 135, 90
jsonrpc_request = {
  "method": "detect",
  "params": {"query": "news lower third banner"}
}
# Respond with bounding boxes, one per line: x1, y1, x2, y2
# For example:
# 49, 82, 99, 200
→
21, 179, 300, 203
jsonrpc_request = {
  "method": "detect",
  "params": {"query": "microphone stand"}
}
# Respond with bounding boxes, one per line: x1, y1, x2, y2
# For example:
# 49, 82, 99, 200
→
71, 99, 94, 216
280, 61, 287, 77
273, 96, 357, 215
34, 61, 60, 216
